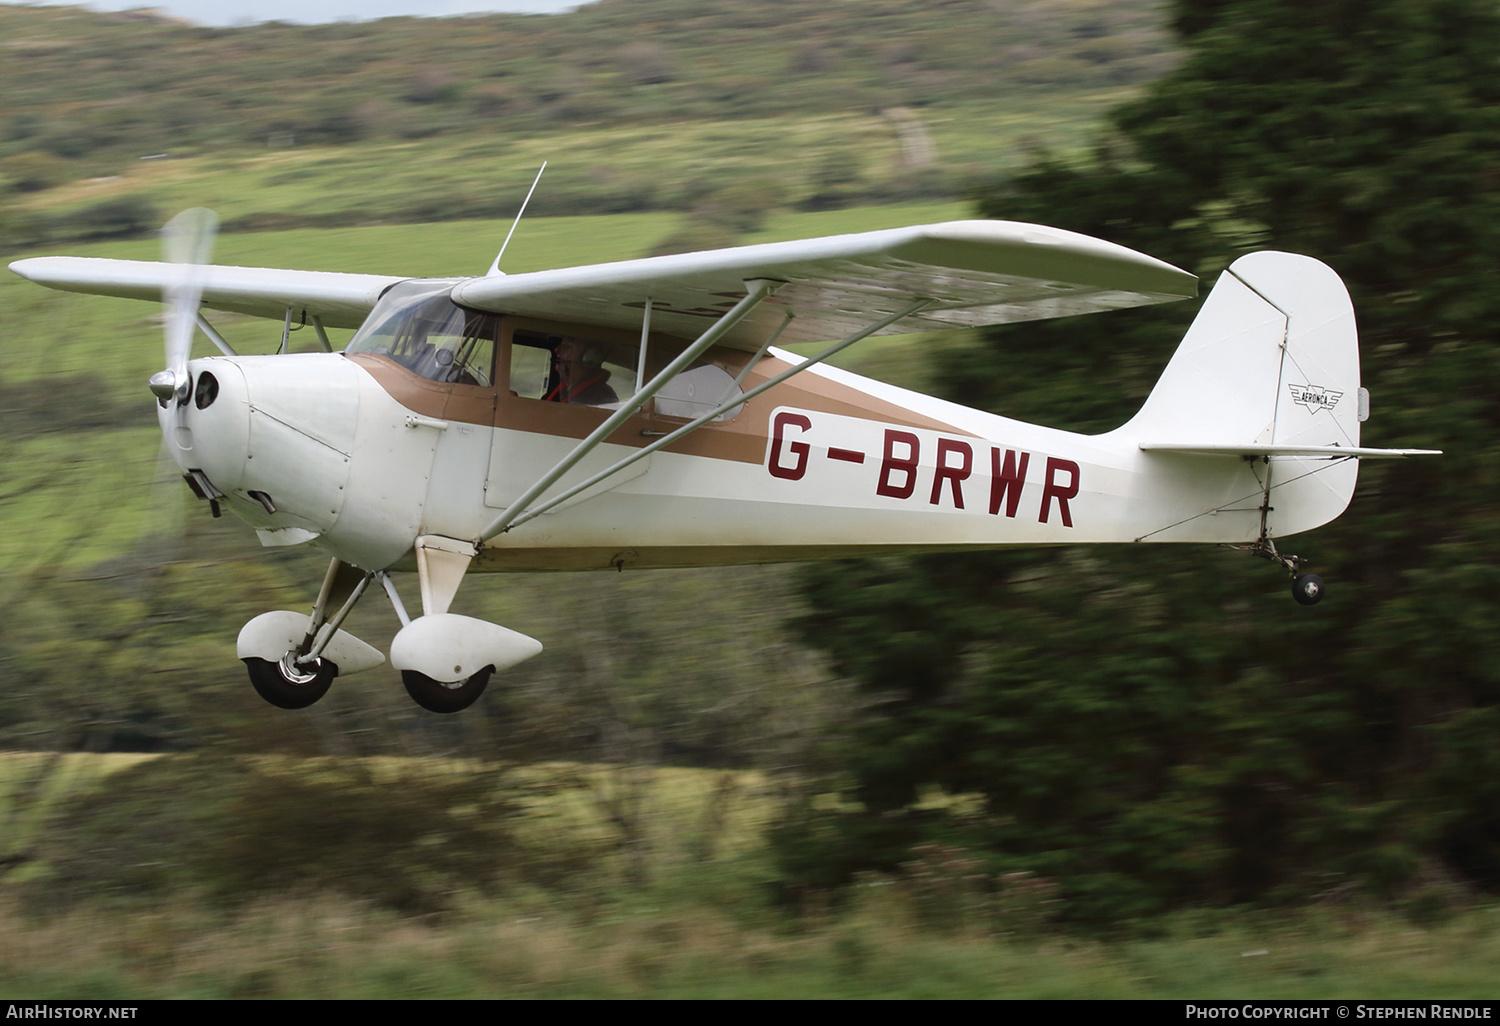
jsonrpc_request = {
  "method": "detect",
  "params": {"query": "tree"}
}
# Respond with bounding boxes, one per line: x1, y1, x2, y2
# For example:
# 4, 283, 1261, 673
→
775, 0, 1500, 923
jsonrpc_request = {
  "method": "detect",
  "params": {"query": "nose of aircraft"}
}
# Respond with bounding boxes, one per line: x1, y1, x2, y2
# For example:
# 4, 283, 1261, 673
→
157, 357, 250, 493
158, 352, 361, 539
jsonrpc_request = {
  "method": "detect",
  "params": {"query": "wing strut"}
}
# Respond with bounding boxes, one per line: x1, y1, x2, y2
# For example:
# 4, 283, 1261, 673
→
476, 278, 782, 544
634, 297, 652, 395
494, 296, 934, 535
311, 314, 332, 353
194, 312, 237, 357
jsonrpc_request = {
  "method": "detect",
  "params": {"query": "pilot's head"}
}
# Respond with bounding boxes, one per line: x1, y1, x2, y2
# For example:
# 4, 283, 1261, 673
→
553, 340, 603, 381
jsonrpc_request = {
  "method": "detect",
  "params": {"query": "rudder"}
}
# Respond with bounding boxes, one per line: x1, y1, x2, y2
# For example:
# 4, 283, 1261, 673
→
1122, 252, 1362, 538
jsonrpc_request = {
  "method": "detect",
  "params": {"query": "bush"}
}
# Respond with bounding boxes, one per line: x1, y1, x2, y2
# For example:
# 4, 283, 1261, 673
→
58, 194, 159, 240
26, 755, 595, 916
0, 151, 69, 193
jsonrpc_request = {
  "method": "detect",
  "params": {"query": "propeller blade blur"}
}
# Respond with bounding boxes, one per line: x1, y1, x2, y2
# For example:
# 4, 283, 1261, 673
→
154, 208, 218, 403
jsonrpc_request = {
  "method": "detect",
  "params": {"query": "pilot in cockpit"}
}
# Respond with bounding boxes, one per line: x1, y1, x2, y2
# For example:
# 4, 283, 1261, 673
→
545, 339, 618, 406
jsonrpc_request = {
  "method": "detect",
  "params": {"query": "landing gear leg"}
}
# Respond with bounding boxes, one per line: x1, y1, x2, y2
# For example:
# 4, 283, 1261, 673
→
383, 541, 542, 713
295, 559, 371, 665
1230, 537, 1325, 606
380, 570, 497, 712
381, 557, 498, 713
239, 559, 380, 709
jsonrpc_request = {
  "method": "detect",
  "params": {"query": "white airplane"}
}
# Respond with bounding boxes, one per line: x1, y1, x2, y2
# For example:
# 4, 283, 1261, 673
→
9, 213, 1438, 713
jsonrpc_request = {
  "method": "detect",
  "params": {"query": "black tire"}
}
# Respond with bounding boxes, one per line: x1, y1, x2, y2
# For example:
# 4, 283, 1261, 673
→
402, 667, 493, 714
1292, 573, 1325, 606
244, 653, 336, 709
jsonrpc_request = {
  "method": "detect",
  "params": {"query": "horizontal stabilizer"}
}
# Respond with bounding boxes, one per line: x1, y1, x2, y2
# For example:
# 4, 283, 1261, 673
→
1141, 443, 1442, 459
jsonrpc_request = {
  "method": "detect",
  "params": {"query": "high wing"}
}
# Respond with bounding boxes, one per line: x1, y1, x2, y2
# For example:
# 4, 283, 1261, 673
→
9, 220, 1196, 344
7, 257, 406, 329
452, 220, 1197, 348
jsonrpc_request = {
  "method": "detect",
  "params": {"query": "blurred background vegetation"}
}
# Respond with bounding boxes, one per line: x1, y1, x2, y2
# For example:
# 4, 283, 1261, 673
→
1, 0, 1498, 998
0, 0, 1171, 240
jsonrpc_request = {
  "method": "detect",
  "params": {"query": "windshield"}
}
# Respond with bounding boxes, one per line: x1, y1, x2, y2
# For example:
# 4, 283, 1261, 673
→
346, 279, 498, 387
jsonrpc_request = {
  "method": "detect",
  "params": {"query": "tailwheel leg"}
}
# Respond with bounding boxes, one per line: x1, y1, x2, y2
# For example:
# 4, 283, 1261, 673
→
1228, 537, 1325, 606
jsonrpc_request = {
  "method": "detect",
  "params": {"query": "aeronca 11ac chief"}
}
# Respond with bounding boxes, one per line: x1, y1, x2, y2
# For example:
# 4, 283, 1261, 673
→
9, 211, 1439, 713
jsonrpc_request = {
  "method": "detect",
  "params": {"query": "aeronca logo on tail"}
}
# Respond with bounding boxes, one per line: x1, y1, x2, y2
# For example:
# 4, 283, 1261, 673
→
1289, 383, 1343, 414
764, 408, 1081, 528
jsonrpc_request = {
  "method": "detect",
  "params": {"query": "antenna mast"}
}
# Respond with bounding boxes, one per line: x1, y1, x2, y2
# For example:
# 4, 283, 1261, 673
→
488, 161, 548, 276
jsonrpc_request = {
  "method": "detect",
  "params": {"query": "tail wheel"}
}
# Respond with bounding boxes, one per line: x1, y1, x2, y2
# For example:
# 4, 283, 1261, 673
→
1292, 573, 1325, 606
402, 667, 493, 714
245, 652, 336, 709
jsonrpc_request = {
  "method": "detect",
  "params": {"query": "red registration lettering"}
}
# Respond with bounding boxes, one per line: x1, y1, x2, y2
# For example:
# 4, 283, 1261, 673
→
1039, 457, 1080, 527
929, 438, 973, 508
876, 430, 920, 499
989, 447, 1030, 518
769, 411, 812, 480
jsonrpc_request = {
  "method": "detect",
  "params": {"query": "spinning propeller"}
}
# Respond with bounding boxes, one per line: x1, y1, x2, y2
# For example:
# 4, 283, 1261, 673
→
148, 207, 218, 404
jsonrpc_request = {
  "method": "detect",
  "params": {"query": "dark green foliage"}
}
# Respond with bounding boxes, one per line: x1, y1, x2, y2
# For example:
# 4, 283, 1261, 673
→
0, 152, 69, 194
26, 754, 581, 915
778, 0, 1500, 924
648, 219, 743, 257
55, 195, 161, 241
0, 374, 148, 436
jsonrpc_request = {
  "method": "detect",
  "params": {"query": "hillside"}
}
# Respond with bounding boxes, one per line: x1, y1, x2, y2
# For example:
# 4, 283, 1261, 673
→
0, 0, 1175, 240
0, 0, 1172, 150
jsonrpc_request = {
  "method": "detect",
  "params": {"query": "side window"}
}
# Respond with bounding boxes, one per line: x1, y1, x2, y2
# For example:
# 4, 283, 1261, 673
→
511, 330, 640, 407
509, 336, 553, 399
439, 312, 498, 388
655, 362, 744, 422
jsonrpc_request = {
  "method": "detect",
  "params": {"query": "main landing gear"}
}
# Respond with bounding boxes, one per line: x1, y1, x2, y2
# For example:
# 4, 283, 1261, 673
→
246, 651, 336, 709
1231, 537, 1325, 606
237, 559, 385, 710
236, 543, 543, 714
402, 668, 495, 715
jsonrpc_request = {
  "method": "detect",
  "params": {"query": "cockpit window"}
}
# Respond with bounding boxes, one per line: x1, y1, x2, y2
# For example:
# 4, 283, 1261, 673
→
346, 279, 497, 387
511, 329, 638, 407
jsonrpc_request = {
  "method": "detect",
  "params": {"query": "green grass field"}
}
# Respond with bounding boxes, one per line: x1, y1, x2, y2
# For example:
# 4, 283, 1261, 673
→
11, 96, 1113, 227
2, 752, 1497, 999
6, 898, 1497, 998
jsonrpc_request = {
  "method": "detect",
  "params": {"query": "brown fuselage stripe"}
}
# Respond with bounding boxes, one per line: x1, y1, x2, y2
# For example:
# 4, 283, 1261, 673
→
347, 315, 966, 466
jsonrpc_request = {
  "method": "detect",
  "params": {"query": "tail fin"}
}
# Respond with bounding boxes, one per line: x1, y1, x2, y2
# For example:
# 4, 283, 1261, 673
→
1121, 251, 1364, 539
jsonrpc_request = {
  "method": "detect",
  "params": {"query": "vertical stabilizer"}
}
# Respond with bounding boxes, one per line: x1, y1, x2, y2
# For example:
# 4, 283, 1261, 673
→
1121, 252, 1362, 538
